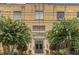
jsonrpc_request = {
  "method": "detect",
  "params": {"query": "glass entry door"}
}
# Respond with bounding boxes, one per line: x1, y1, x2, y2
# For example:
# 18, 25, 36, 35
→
35, 40, 43, 53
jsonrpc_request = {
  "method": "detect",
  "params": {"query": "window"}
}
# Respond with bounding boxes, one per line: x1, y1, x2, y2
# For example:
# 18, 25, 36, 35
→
77, 12, 79, 18
35, 11, 44, 20
33, 25, 45, 31
13, 11, 22, 20
57, 12, 64, 20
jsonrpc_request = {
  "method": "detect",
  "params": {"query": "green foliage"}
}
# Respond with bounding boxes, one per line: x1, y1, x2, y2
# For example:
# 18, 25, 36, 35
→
0, 16, 31, 54
47, 19, 79, 50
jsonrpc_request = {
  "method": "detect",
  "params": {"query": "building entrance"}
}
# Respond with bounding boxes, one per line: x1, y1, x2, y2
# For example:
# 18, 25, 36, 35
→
35, 40, 43, 53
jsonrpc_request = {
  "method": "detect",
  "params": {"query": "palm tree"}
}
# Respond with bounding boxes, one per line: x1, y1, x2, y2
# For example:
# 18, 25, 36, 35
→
47, 19, 79, 54
0, 16, 31, 54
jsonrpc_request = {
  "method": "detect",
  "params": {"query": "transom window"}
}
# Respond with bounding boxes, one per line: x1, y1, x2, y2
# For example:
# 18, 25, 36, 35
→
13, 11, 22, 20
33, 25, 45, 31
35, 11, 44, 20
57, 12, 64, 20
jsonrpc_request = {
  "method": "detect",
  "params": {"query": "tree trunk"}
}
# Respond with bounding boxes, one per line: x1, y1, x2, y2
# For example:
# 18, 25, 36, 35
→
2, 44, 10, 54
2, 44, 7, 54
18, 48, 24, 55
65, 48, 70, 54
7, 44, 10, 54
11, 45, 15, 55
65, 32, 72, 55
18, 50, 23, 55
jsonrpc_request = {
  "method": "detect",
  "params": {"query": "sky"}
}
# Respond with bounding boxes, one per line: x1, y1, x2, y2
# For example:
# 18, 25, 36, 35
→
0, 0, 79, 3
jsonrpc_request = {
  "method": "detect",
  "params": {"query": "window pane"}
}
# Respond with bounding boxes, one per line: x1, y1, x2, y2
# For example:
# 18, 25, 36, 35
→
36, 11, 44, 20
57, 12, 64, 20
40, 44, 43, 49
13, 11, 22, 20
35, 44, 38, 49
33, 25, 45, 31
